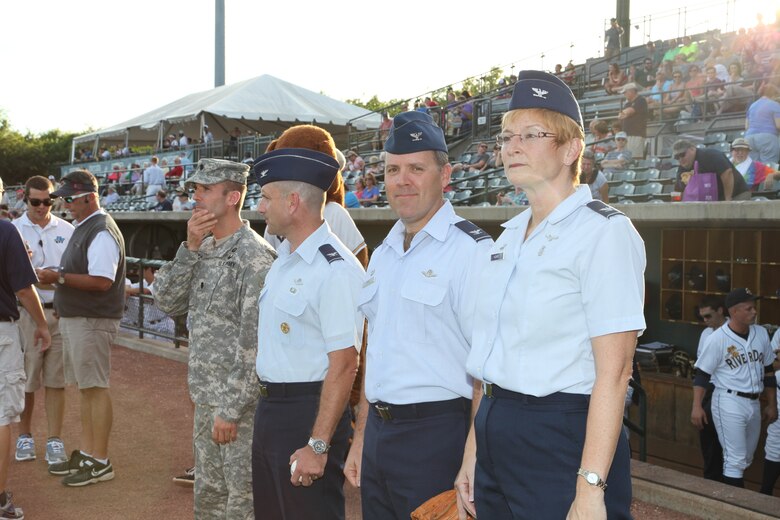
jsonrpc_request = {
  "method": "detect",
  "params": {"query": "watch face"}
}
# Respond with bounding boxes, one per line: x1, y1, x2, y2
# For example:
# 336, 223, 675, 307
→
586, 473, 599, 485
310, 439, 327, 454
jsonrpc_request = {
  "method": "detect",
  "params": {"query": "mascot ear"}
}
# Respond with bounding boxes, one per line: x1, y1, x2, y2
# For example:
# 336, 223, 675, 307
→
266, 139, 280, 152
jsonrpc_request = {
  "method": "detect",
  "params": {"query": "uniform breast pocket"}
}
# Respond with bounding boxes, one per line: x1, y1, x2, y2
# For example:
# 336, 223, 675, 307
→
357, 281, 379, 326
399, 278, 448, 343
274, 292, 307, 347
202, 270, 238, 318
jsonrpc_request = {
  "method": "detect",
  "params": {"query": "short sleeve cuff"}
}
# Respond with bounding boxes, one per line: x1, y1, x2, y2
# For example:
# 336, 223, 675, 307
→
588, 314, 646, 339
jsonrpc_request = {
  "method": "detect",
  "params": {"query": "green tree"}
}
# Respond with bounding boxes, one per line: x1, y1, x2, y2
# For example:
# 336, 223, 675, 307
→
0, 112, 78, 186
345, 95, 409, 117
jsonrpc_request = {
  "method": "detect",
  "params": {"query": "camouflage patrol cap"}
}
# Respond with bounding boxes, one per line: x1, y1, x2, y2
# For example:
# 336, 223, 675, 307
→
185, 158, 250, 188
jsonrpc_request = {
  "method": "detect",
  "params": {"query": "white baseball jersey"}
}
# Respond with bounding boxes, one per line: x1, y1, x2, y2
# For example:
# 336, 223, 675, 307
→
695, 323, 775, 394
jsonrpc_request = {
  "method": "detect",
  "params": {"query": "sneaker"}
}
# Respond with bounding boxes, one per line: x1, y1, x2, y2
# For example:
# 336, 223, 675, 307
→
172, 466, 195, 487
14, 435, 35, 462
48, 450, 85, 476
0, 491, 24, 520
45, 438, 68, 465
62, 458, 114, 487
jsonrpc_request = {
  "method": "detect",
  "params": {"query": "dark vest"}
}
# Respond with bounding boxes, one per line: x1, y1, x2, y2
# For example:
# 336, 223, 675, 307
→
55, 212, 126, 319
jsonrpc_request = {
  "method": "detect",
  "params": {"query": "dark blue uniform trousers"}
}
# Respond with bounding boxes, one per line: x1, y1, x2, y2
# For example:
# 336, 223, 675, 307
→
474, 388, 632, 519
361, 398, 470, 520
700, 386, 724, 482
251, 391, 351, 520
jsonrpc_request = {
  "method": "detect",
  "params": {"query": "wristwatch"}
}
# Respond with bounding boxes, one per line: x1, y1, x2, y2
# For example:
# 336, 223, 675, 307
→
307, 437, 330, 455
57, 266, 66, 286
577, 468, 607, 491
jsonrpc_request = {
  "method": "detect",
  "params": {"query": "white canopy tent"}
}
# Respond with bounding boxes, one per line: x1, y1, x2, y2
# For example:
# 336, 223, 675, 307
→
71, 74, 380, 158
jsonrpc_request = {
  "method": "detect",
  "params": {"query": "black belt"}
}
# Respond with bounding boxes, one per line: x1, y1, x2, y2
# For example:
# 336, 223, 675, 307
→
372, 397, 470, 421
258, 381, 322, 398
726, 389, 760, 400
0, 316, 15, 322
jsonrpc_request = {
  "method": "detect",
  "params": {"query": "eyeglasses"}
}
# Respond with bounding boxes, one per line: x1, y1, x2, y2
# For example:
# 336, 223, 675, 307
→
28, 197, 53, 207
496, 132, 557, 146
62, 192, 92, 203
700, 313, 713, 319
673, 151, 687, 161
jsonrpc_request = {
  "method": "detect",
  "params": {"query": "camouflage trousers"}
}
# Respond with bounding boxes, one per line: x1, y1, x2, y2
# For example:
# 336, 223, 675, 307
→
193, 403, 256, 520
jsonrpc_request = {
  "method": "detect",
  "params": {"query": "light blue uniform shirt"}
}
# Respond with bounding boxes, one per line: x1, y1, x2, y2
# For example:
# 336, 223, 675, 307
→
466, 186, 646, 396
359, 201, 493, 404
256, 221, 365, 383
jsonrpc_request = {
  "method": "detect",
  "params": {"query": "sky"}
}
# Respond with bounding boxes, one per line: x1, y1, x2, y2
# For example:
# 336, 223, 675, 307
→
0, 0, 774, 135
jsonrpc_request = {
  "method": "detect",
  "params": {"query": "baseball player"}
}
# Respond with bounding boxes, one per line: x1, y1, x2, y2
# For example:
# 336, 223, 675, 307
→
693, 288, 777, 488
760, 331, 780, 495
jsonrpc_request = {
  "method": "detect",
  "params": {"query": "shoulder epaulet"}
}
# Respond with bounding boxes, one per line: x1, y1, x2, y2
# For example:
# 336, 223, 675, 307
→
586, 200, 624, 219
318, 244, 344, 264
454, 220, 491, 242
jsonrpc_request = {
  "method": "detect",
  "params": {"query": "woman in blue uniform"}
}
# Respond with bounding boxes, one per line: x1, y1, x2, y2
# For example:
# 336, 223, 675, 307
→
456, 70, 646, 519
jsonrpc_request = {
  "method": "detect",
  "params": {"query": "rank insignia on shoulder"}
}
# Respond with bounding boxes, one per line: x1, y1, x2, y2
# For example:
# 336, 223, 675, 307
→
318, 244, 343, 263
455, 220, 491, 242
586, 200, 624, 219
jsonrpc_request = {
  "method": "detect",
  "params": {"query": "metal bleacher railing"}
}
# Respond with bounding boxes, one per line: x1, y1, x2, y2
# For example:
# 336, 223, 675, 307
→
122, 257, 188, 348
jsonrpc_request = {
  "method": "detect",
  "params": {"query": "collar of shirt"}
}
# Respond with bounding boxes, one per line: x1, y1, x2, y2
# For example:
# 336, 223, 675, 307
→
74, 208, 107, 227
385, 200, 456, 255
17, 212, 57, 231
735, 156, 752, 175
278, 220, 333, 265
501, 185, 592, 237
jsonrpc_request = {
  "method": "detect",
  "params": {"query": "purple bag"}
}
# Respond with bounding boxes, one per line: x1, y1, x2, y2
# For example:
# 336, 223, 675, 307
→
682, 160, 719, 202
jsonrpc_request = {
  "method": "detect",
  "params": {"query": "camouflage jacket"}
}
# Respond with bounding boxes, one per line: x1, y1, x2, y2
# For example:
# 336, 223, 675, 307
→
155, 223, 276, 422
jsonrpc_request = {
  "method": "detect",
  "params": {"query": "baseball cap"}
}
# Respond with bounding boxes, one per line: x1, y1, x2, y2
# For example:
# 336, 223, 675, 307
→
615, 131, 628, 140
725, 287, 760, 309
51, 170, 99, 197
620, 83, 639, 93
508, 70, 583, 128
384, 111, 448, 154
730, 138, 751, 150
252, 148, 339, 191
185, 158, 250, 188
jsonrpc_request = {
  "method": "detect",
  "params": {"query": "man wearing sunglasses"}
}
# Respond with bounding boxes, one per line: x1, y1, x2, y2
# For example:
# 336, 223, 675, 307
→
690, 295, 727, 483
36, 169, 126, 487
12, 176, 74, 469
672, 139, 750, 201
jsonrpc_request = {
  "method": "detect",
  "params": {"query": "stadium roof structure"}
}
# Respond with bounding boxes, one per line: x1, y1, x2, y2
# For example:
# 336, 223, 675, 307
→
72, 74, 380, 147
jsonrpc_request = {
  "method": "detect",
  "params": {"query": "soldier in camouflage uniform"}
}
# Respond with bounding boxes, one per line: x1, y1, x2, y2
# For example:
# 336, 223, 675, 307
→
155, 158, 276, 520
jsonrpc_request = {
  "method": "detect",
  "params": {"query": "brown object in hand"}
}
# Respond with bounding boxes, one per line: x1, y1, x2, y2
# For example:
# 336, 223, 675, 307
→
411, 489, 475, 520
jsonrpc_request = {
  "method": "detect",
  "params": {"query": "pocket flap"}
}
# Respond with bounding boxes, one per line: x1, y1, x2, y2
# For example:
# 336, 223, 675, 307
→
401, 278, 447, 307
275, 293, 306, 317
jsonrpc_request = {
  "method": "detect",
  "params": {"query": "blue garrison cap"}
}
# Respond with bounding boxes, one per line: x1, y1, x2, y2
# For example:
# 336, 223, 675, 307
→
509, 70, 584, 128
252, 148, 339, 191
384, 111, 448, 154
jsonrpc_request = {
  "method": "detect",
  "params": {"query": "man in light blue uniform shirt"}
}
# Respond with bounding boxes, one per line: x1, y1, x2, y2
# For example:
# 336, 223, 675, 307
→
344, 111, 493, 520
252, 148, 365, 520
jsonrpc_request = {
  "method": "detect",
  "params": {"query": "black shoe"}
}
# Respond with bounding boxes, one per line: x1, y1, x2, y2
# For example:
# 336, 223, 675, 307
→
172, 466, 195, 487
62, 458, 114, 487
48, 450, 85, 476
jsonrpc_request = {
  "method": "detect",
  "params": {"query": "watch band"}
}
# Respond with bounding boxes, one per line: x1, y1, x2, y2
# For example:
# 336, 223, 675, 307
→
57, 266, 66, 286
577, 467, 607, 491
307, 437, 330, 455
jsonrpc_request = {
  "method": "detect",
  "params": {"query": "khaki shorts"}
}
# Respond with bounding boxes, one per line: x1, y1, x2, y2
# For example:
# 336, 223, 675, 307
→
626, 136, 646, 159
0, 322, 26, 426
60, 317, 119, 389
19, 306, 65, 392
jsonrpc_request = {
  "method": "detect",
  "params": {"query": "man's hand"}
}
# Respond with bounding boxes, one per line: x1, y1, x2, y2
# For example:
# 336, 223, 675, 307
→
187, 208, 218, 251
344, 436, 363, 487
764, 404, 778, 425
691, 405, 708, 430
35, 268, 58, 285
290, 445, 326, 487
455, 453, 477, 520
212, 415, 237, 445
34, 324, 51, 353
